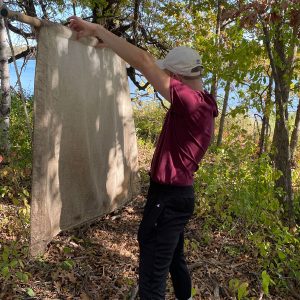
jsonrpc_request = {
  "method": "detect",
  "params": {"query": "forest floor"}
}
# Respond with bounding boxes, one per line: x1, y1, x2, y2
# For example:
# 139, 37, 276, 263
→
0, 147, 294, 300
1, 188, 291, 300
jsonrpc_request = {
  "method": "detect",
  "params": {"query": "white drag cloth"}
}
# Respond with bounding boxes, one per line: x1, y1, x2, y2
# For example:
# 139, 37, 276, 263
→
30, 24, 139, 256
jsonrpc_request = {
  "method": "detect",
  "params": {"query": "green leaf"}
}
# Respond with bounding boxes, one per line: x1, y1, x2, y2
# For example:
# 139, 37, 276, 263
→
2, 246, 10, 262
277, 249, 286, 261
229, 278, 240, 291
261, 270, 271, 295
26, 288, 35, 297
12, 198, 20, 206
61, 259, 75, 270
18, 259, 24, 268
16, 271, 29, 282
237, 282, 249, 300
22, 188, 30, 197
63, 247, 72, 254
9, 259, 18, 268
1, 266, 10, 278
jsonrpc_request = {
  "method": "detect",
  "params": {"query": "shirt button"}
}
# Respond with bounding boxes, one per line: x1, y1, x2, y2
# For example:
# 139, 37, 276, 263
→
154, 223, 157, 227
156, 204, 160, 208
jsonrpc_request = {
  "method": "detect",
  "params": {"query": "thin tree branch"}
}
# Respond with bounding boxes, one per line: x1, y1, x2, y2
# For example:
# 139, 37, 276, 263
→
140, 26, 168, 52
154, 91, 168, 111
133, 0, 141, 45
7, 47, 35, 63
6, 22, 33, 39
23, 0, 38, 18
38, 0, 48, 19
259, 17, 286, 124
127, 66, 151, 91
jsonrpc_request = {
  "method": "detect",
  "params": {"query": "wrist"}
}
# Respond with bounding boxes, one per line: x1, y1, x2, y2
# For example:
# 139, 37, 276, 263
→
92, 23, 103, 38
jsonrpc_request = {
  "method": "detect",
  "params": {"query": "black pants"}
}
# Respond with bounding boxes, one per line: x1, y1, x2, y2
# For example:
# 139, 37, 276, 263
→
138, 180, 194, 300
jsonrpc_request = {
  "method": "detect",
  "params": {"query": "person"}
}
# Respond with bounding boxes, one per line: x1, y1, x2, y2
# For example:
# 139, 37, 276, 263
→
68, 16, 218, 300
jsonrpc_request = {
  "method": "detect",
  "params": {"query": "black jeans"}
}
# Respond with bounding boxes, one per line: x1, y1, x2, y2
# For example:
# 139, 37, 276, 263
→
138, 180, 194, 300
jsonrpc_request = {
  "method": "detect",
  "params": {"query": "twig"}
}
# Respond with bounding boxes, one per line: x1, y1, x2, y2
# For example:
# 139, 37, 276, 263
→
189, 259, 204, 271
213, 280, 220, 300
189, 258, 224, 271
189, 258, 251, 271
230, 261, 252, 268
258, 291, 264, 300
154, 91, 168, 111
130, 284, 139, 300
5, 20, 32, 140
216, 219, 241, 260
287, 280, 300, 300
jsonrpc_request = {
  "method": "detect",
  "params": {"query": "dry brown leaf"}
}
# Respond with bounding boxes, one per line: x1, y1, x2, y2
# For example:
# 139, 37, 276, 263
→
80, 292, 91, 300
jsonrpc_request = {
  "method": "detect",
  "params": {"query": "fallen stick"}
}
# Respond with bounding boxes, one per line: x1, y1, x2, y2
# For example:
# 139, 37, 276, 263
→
130, 285, 139, 300
189, 258, 251, 271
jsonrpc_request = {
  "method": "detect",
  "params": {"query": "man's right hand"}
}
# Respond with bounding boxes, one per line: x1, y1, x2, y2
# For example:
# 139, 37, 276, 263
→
68, 16, 99, 40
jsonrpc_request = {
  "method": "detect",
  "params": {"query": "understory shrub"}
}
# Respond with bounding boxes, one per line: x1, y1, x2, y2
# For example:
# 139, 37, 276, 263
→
0, 94, 32, 292
195, 121, 300, 295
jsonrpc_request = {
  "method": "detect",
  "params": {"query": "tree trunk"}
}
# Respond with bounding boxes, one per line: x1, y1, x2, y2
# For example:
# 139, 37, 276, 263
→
258, 115, 268, 155
272, 84, 294, 225
210, 76, 218, 101
262, 18, 295, 226
272, 112, 293, 224
0, 1, 11, 156
216, 79, 230, 146
258, 75, 273, 156
271, 39, 294, 224
210, 0, 222, 100
290, 99, 300, 163
210, 0, 222, 144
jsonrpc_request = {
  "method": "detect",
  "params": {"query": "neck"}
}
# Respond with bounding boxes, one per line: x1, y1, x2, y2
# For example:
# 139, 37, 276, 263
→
181, 77, 204, 91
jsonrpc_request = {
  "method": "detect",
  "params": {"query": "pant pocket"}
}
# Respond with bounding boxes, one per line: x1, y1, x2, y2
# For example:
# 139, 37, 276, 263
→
167, 196, 195, 215
138, 200, 165, 244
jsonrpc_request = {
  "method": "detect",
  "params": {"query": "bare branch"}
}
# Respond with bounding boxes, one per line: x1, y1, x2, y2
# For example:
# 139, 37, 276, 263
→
8, 47, 35, 63
38, 0, 49, 19
127, 66, 151, 91
6, 22, 33, 39
133, 0, 141, 44
154, 91, 168, 111
140, 26, 168, 52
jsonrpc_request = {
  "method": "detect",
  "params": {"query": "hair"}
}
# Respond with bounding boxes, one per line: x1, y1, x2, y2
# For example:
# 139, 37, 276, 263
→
165, 66, 203, 80
182, 74, 202, 80
181, 66, 203, 80
191, 66, 203, 73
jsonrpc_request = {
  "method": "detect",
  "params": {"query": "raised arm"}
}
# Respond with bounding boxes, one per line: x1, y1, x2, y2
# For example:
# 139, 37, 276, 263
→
68, 16, 171, 102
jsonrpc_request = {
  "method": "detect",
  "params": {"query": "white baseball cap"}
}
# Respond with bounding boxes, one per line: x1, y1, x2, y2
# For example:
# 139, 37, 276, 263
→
156, 46, 203, 77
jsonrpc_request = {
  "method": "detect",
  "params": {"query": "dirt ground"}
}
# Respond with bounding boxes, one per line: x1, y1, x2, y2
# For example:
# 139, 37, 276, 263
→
0, 145, 294, 299
0, 184, 291, 299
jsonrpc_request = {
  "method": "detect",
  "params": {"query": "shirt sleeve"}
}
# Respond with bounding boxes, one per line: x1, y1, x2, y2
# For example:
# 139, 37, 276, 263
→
170, 76, 202, 114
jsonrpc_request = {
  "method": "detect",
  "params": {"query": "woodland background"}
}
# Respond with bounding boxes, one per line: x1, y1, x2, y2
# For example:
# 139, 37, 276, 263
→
0, 0, 300, 299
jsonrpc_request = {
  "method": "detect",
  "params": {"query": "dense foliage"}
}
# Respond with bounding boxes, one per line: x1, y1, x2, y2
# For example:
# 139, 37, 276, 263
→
1, 81, 300, 299
0, 0, 300, 298
134, 104, 300, 298
0, 95, 32, 295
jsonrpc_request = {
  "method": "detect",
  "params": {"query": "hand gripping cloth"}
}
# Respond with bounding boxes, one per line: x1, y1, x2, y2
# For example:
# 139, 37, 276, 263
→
30, 24, 139, 256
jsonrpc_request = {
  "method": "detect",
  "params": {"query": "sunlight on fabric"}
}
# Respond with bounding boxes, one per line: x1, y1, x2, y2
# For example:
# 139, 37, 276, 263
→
30, 24, 139, 256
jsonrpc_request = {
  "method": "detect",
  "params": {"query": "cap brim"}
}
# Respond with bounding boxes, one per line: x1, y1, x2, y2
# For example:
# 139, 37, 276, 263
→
156, 59, 165, 69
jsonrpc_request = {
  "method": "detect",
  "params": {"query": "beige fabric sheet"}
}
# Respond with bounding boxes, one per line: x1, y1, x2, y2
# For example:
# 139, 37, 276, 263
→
30, 24, 139, 256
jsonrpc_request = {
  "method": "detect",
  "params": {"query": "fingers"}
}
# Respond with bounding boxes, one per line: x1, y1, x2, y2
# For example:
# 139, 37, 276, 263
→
67, 15, 79, 22
77, 31, 86, 40
68, 16, 82, 31
95, 42, 109, 49
68, 20, 78, 31
67, 16, 97, 41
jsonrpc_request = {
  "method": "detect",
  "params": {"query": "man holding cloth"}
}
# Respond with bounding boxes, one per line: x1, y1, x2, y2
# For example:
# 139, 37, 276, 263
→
69, 16, 218, 300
